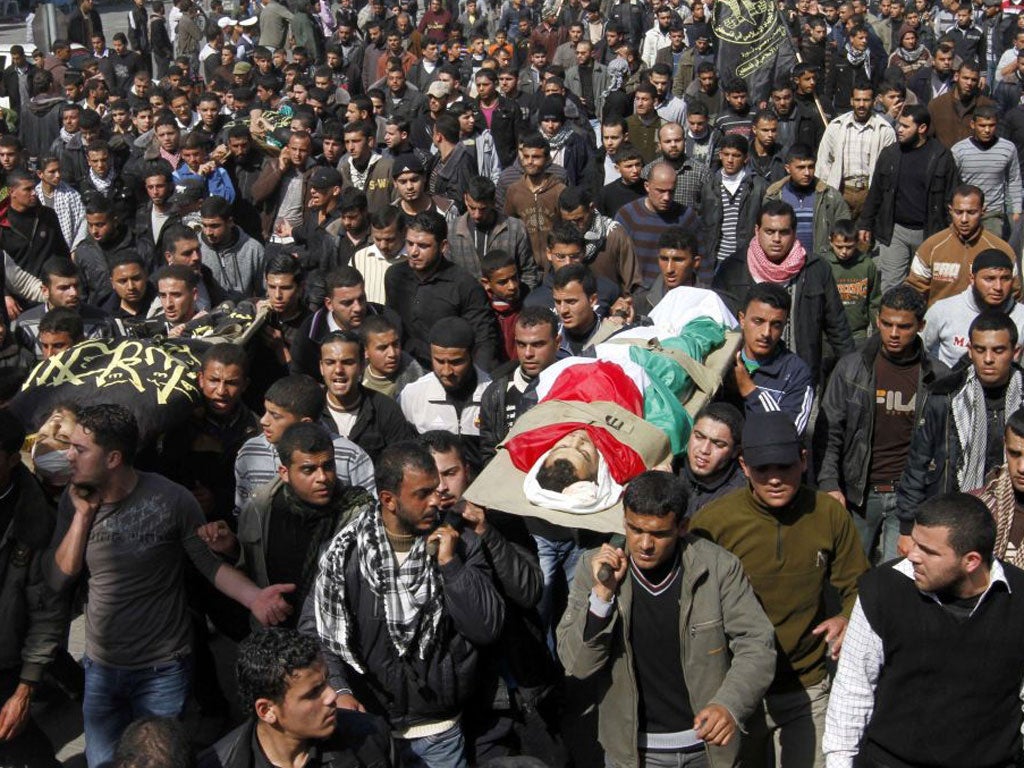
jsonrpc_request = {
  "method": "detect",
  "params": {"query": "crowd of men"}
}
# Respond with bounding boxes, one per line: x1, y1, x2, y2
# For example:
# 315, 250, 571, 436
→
2, 0, 1024, 765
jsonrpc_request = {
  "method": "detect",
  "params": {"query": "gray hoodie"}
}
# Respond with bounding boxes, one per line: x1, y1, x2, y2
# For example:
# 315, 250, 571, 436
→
199, 226, 266, 298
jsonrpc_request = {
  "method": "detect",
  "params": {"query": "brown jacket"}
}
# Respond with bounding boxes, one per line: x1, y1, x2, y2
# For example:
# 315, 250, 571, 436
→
928, 91, 997, 148
339, 154, 395, 213
905, 224, 1017, 306
589, 221, 643, 295
503, 174, 567, 271
251, 157, 316, 240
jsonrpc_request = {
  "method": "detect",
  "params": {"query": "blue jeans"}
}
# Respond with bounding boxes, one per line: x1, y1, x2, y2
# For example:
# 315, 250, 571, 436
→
852, 490, 900, 564
397, 723, 468, 768
532, 535, 583, 654
82, 655, 191, 768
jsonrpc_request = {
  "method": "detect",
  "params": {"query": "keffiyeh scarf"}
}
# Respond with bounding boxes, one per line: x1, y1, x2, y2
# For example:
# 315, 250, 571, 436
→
583, 214, 617, 264
897, 44, 928, 63
37, 182, 84, 248
952, 367, 1023, 491
845, 43, 872, 79
88, 168, 114, 194
544, 124, 575, 154
747, 235, 807, 284
314, 505, 444, 673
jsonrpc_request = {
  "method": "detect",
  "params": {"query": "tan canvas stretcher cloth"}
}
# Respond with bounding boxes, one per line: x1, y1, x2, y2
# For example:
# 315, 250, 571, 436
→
463, 331, 741, 534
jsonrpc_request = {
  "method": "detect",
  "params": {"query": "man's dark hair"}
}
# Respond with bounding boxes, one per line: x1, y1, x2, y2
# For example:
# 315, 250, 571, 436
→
434, 112, 461, 143
547, 221, 585, 250
970, 310, 1019, 346
39, 307, 85, 341
953, 183, 985, 207
558, 185, 593, 212
320, 329, 364, 359
693, 401, 744, 446
42, 257, 78, 284
742, 281, 791, 314
658, 227, 699, 253
277, 422, 335, 467
1006, 406, 1024, 440
480, 249, 516, 277
829, 218, 857, 240
552, 263, 596, 295
85, 196, 114, 219
408, 210, 447, 244
880, 284, 926, 321
360, 314, 399, 340
201, 342, 249, 376
722, 77, 748, 94
325, 266, 365, 293
199, 195, 232, 220
113, 716, 195, 768
904, 103, 931, 129
264, 253, 303, 280
914, 492, 996, 566
466, 176, 496, 203
338, 188, 367, 213
421, 430, 466, 464
163, 223, 200, 254
719, 133, 749, 154
264, 374, 326, 421
516, 304, 559, 335
536, 458, 582, 491
623, 470, 689, 520
785, 142, 816, 163
376, 440, 437, 495
155, 264, 199, 288
974, 104, 999, 122
519, 132, 551, 153
236, 629, 323, 710
77, 403, 140, 465
758, 199, 797, 229
369, 205, 404, 231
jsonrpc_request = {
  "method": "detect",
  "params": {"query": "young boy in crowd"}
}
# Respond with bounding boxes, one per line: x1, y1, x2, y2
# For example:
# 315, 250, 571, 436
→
479, 249, 523, 363
825, 219, 880, 343
596, 144, 647, 216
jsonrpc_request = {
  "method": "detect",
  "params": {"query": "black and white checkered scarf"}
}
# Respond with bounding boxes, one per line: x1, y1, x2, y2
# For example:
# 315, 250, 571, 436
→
314, 505, 444, 674
953, 367, 1023, 492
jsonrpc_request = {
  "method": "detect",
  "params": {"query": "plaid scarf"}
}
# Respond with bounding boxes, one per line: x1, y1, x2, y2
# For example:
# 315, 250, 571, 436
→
747, 235, 807, 284
314, 505, 444, 674
583, 213, 617, 265
974, 465, 1024, 569
846, 43, 872, 79
952, 368, 1023, 491
36, 182, 83, 249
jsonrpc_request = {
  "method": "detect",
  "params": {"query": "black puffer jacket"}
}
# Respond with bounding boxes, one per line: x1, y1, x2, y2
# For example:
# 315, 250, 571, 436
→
818, 336, 950, 509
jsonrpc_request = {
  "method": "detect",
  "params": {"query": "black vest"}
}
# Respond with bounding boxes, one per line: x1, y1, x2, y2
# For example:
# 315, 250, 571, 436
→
859, 563, 1024, 768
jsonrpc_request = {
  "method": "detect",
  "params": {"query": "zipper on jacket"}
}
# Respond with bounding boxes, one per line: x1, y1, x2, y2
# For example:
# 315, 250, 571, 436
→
776, 520, 782, 561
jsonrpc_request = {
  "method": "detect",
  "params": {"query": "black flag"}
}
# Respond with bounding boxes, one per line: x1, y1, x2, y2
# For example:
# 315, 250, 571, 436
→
713, 0, 797, 101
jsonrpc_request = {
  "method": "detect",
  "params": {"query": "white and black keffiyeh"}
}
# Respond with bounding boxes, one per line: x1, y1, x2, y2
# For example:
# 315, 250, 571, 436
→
37, 182, 86, 249
583, 214, 618, 265
314, 505, 444, 674
952, 367, 1023, 491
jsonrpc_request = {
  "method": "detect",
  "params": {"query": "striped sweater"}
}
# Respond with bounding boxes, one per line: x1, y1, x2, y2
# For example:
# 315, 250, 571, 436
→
614, 199, 704, 290
233, 433, 375, 515
951, 137, 1023, 217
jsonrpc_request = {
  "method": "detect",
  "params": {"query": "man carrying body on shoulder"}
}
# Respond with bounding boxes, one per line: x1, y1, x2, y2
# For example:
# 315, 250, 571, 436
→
558, 470, 777, 768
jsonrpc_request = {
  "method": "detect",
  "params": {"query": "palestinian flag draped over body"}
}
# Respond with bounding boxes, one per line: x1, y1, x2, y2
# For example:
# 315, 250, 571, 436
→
10, 338, 207, 443
713, 0, 796, 100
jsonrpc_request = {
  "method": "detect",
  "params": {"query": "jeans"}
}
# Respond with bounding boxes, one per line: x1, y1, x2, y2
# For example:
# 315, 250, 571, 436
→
741, 677, 831, 768
852, 490, 900, 564
397, 723, 468, 768
82, 655, 192, 768
874, 224, 924, 293
532, 535, 583, 654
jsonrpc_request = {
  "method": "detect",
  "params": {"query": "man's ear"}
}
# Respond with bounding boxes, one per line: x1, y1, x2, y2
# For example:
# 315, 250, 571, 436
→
254, 697, 277, 724
738, 454, 750, 478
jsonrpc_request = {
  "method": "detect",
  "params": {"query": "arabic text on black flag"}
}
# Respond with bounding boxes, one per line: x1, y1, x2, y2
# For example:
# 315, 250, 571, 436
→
713, 0, 795, 100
